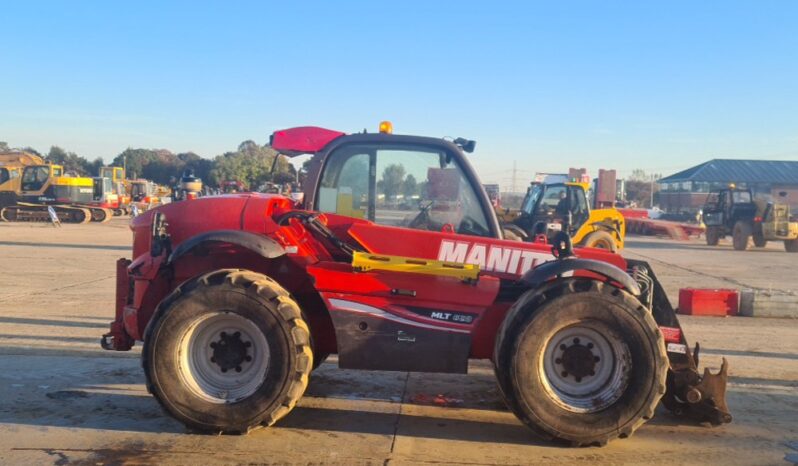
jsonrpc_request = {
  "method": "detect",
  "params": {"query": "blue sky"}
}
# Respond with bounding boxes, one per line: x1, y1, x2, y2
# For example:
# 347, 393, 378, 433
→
2, 1, 797, 187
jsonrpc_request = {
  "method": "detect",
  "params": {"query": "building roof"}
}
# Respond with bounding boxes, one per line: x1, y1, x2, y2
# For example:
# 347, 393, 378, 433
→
659, 159, 798, 185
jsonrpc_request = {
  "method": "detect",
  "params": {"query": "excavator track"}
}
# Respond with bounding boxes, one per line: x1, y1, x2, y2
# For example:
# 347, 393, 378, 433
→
1, 203, 92, 224
84, 206, 114, 223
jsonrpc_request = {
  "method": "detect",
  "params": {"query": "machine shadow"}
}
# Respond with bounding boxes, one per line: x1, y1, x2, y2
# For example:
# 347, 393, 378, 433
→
0, 391, 184, 434
277, 405, 552, 447
0, 240, 130, 251
0, 316, 109, 329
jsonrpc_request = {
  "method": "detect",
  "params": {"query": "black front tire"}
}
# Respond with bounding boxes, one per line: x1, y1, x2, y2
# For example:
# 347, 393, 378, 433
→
732, 221, 752, 251
494, 279, 667, 446
705, 226, 720, 246
786, 239, 798, 253
143, 269, 312, 434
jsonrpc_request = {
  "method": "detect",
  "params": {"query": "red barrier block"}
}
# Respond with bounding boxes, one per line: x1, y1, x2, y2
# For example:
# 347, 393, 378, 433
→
678, 288, 739, 316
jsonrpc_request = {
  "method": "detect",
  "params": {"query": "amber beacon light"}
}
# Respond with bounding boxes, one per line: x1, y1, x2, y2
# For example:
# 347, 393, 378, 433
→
378, 121, 393, 134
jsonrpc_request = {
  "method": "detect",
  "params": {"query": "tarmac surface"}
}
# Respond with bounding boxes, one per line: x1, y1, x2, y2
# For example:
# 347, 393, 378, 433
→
0, 218, 796, 465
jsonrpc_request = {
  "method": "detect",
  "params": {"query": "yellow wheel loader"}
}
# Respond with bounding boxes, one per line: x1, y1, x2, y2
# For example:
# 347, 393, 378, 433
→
503, 181, 625, 251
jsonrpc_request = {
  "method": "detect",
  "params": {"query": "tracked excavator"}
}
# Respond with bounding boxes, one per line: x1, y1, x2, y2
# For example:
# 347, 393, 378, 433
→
1, 163, 113, 223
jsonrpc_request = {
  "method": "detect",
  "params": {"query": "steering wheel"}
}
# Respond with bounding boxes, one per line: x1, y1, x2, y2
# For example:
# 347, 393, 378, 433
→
407, 201, 437, 230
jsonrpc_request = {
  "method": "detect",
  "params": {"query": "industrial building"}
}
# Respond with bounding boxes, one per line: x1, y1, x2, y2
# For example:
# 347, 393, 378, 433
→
657, 159, 798, 213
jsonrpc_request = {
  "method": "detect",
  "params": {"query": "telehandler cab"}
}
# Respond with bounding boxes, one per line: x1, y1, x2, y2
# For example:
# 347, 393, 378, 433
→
102, 123, 731, 446
509, 181, 625, 251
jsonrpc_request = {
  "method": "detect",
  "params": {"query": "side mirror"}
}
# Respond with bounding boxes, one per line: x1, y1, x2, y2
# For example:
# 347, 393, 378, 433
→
453, 138, 476, 153
150, 212, 171, 257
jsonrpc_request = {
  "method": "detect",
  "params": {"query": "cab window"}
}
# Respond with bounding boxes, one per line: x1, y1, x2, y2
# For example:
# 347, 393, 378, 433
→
570, 186, 589, 225
732, 191, 751, 203
21, 166, 50, 191
540, 185, 568, 215
318, 143, 491, 237
0, 168, 8, 184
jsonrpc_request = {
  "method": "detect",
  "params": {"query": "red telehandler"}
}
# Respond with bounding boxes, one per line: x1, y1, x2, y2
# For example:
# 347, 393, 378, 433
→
102, 123, 731, 446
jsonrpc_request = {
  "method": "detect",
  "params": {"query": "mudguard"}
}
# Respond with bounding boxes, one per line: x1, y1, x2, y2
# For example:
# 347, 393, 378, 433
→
520, 258, 641, 296
166, 230, 285, 265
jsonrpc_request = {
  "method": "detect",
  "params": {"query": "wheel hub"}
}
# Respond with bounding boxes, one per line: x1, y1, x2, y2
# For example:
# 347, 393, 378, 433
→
210, 331, 252, 373
557, 338, 599, 382
541, 323, 631, 413
179, 312, 270, 404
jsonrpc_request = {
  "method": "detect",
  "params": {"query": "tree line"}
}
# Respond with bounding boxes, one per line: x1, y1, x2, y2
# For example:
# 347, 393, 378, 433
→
0, 140, 297, 189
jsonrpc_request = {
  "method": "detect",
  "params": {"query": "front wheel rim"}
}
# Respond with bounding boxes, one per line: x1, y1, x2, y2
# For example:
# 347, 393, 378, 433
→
540, 322, 631, 413
178, 311, 270, 404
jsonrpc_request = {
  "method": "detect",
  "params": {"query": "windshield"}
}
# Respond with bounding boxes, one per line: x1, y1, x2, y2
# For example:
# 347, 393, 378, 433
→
521, 185, 543, 215
705, 192, 720, 207
100, 167, 115, 179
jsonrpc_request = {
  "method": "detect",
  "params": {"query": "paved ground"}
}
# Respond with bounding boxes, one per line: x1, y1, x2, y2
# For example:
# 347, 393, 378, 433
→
0, 220, 796, 465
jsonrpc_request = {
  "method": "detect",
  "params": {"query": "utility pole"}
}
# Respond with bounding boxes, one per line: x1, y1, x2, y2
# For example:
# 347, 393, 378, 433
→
511, 160, 517, 193
650, 174, 655, 208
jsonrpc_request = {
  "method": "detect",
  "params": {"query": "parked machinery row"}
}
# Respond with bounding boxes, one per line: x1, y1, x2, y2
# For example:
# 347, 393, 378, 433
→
0, 151, 172, 223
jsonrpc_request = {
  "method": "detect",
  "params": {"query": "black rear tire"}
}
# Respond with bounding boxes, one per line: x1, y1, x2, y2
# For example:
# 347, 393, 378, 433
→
786, 239, 798, 253
732, 221, 752, 251
705, 226, 720, 246
494, 279, 667, 447
753, 229, 767, 248
143, 269, 312, 434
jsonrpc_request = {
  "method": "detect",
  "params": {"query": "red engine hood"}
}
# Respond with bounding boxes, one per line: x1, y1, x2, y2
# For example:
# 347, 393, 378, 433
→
130, 193, 294, 259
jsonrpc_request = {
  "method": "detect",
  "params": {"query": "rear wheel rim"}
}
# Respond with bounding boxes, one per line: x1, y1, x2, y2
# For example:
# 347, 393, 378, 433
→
540, 322, 631, 413
178, 311, 270, 404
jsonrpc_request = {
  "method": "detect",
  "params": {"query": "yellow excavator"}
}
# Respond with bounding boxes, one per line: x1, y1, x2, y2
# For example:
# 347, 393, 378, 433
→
502, 180, 626, 251
1, 151, 45, 208
1, 163, 113, 223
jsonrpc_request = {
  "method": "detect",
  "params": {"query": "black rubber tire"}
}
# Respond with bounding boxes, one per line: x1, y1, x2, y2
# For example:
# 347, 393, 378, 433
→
494, 279, 667, 447
785, 239, 798, 253
753, 235, 767, 248
705, 226, 720, 246
732, 221, 752, 251
582, 230, 618, 252
142, 269, 313, 434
